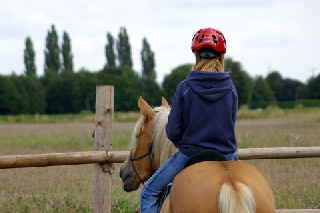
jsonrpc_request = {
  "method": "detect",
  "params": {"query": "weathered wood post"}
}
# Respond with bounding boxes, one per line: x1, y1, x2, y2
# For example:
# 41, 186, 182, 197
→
92, 86, 114, 213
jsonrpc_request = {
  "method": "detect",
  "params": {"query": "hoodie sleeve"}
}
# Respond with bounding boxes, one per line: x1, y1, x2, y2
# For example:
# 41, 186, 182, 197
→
165, 83, 185, 146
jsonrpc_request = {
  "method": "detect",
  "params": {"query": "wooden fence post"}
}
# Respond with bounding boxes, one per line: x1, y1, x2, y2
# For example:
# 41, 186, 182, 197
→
92, 86, 114, 213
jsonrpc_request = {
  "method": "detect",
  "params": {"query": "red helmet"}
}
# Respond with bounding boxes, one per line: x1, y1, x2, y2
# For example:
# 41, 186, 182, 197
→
191, 28, 226, 53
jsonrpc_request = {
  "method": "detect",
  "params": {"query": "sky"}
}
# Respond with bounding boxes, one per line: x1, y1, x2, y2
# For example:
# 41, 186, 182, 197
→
1, 0, 320, 83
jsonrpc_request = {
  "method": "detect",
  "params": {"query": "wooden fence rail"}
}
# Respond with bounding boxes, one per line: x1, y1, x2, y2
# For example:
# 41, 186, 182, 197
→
1, 147, 320, 169
277, 210, 320, 213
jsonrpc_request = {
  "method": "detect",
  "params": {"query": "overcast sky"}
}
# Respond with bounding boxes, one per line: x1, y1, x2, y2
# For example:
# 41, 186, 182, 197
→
1, 0, 320, 83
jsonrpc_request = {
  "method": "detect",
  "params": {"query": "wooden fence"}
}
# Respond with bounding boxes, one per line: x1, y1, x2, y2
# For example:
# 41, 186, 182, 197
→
0, 86, 319, 213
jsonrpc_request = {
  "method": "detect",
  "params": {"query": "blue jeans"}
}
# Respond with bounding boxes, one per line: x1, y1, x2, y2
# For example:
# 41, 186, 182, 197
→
140, 152, 190, 213
140, 151, 238, 213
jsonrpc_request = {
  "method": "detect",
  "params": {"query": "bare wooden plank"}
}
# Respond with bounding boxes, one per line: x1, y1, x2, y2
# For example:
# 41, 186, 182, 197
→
107, 151, 130, 163
277, 210, 320, 213
0, 151, 107, 169
1, 146, 320, 169
110, 147, 320, 162
0, 150, 130, 169
238, 147, 320, 160
92, 86, 113, 213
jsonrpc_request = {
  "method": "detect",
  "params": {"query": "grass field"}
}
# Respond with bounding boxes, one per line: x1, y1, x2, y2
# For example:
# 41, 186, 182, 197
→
0, 108, 319, 212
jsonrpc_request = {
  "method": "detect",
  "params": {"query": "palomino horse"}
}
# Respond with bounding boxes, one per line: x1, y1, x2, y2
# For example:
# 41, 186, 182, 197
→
120, 97, 275, 213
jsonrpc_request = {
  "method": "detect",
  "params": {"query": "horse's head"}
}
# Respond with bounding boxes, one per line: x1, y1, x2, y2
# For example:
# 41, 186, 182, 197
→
120, 96, 170, 192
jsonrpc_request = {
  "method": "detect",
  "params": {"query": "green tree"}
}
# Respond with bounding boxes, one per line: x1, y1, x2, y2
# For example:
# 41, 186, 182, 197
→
0, 75, 20, 114
105, 32, 116, 69
278, 78, 304, 101
44, 25, 61, 75
116, 27, 133, 69
25, 77, 46, 114
24, 37, 37, 77
306, 74, 320, 99
73, 69, 98, 112
9, 74, 29, 113
140, 77, 163, 107
98, 67, 141, 111
266, 71, 283, 101
266, 71, 305, 102
162, 64, 192, 102
141, 38, 156, 80
296, 85, 309, 99
43, 74, 63, 114
225, 57, 253, 106
58, 73, 78, 113
43, 72, 81, 114
11, 75, 46, 114
61, 31, 74, 74
250, 76, 276, 109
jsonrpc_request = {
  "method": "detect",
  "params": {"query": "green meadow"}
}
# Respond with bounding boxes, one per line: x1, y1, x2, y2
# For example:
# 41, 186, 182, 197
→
0, 107, 319, 212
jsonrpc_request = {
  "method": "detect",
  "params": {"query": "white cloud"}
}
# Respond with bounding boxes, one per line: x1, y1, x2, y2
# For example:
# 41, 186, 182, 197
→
1, 0, 320, 82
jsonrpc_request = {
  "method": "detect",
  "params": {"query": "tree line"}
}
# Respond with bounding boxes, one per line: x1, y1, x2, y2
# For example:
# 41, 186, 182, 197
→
0, 24, 319, 114
163, 59, 320, 109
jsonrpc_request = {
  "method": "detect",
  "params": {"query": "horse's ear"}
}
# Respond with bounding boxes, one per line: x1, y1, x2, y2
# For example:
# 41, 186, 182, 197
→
138, 96, 155, 119
161, 97, 170, 108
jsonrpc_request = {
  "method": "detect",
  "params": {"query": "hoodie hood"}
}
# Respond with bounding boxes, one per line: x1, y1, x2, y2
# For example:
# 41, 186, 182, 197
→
186, 71, 233, 102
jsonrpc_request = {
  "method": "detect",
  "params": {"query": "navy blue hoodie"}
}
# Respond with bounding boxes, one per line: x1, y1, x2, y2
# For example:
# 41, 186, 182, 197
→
165, 71, 238, 157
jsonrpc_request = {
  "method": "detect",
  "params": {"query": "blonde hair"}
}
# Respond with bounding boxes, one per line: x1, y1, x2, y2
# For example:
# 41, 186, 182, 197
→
192, 54, 225, 73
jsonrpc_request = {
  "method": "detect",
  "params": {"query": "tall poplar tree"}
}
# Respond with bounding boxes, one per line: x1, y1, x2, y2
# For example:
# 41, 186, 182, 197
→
62, 31, 74, 73
141, 38, 156, 80
44, 24, 61, 75
105, 32, 116, 69
116, 27, 133, 69
24, 37, 37, 77
22, 37, 46, 114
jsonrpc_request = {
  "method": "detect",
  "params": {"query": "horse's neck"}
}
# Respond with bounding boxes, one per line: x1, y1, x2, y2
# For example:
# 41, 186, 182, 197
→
152, 109, 177, 169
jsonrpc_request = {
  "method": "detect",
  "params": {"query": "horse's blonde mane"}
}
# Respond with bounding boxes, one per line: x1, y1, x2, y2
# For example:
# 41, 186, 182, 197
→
152, 106, 177, 167
130, 106, 177, 168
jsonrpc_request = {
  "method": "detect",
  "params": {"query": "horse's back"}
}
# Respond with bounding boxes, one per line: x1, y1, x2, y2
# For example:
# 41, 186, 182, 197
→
168, 161, 275, 213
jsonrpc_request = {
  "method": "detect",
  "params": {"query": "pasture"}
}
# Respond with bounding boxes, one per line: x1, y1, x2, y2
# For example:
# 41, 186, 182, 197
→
0, 108, 319, 212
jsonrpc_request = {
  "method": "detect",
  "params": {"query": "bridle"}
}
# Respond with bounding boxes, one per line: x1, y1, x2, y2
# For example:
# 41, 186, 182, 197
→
129, 141, 155, 182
